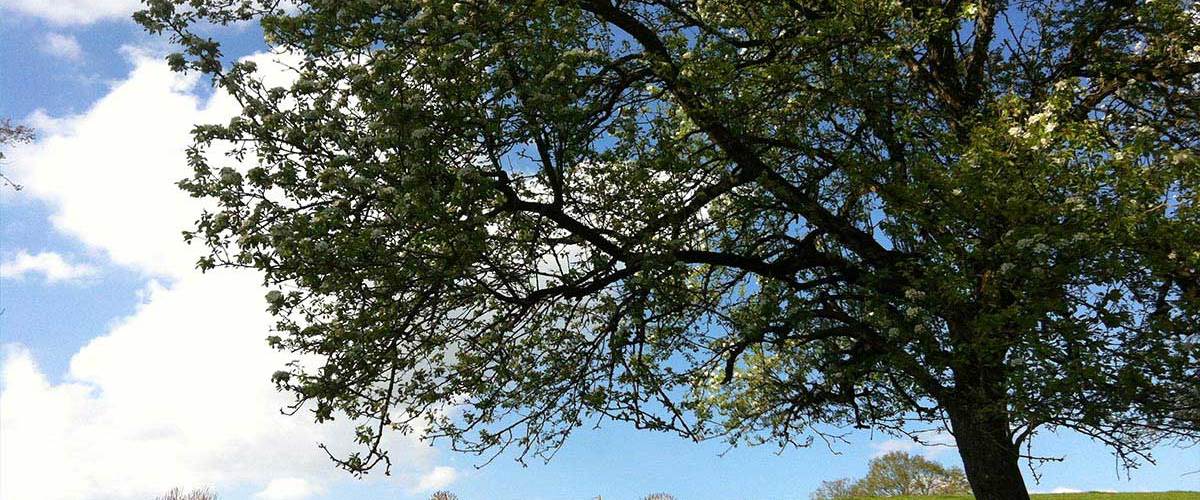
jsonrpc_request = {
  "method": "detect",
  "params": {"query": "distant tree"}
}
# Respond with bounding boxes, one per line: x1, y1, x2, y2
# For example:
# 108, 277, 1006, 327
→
429, 491, 459, 500
854, 451, 970, 496
643, 493, 676, 500
810, 478, 858, 500
155, 487, 217, 500
137, 1, 1200, 499
812, 452, 970, 499
0, 117, 33, 190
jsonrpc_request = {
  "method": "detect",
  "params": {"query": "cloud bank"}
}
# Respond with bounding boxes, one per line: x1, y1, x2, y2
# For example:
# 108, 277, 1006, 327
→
0, 50, 456, 499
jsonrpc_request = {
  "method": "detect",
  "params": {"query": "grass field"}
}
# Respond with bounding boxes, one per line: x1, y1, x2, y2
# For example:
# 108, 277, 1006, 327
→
1029, 494, 1200, 500
853, 493, 1200, 500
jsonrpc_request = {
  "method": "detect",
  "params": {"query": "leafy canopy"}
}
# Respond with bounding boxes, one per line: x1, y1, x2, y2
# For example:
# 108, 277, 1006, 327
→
137, 0, 1199, 481
812, 451, 971, 499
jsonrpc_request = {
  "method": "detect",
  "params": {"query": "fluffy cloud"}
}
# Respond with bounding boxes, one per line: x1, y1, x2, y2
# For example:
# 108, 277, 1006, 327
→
42, 33, 84, 60
8, 51, 217, 278
0, 0, 142, 25
413, 466, 460, 493
1, 272, 353, 500
253, 478, 326, 500
0, 250, 96, 283
0, 270, 444, 500
0, 50, 454, 499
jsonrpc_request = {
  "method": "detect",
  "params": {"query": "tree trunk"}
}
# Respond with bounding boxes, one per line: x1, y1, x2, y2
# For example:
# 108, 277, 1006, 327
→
947, 402, 1031, 500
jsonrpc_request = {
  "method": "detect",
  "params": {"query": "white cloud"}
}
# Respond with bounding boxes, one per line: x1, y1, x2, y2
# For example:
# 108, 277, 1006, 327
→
43, 33, 83, 60
0, 250, 96, 283
0, 0, 141, 25
0, 271, 436, 500
872, 430, 957, 459
413, 466, 460, 493
6, 49, 221, 278
254, 478, 325, 500
0, 50, 451, 500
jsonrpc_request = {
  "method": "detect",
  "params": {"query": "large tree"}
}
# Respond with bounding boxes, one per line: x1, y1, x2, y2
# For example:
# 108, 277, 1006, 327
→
137, 0, 1200, 498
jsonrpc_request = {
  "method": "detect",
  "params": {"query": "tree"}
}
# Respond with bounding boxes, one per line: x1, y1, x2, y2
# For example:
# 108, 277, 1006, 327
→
136, 1, 1200, 498
0, 117, 34, 190
812, 451, 970, 499
854, 451, 971, 496
156, 487, 217, 500
810, 478, 858, 500
430, 491, 459, 500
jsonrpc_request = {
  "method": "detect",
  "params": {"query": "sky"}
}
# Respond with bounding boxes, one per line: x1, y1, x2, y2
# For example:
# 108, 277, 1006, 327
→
0, 2, 1197, 500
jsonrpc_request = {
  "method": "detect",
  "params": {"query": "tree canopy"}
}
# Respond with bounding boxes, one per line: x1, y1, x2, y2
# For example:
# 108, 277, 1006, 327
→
137, 0, 1200, 498
812, 451, 971, 499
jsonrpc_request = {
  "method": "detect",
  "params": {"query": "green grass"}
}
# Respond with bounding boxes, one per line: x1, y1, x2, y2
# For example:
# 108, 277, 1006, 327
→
852, 493, 1200, 500
1030, 493, 1200, 500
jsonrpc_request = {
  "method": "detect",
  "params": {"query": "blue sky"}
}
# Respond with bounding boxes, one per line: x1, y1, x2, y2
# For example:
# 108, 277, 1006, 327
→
0, 2, 1197, 500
